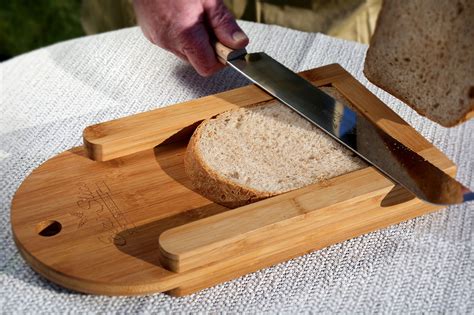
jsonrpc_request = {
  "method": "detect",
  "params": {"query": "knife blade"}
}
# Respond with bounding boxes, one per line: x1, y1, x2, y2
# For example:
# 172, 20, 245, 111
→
214, 42, 473, 205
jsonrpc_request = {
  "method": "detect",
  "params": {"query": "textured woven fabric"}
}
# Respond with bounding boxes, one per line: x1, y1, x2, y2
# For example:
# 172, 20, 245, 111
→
1, 22, 473, 313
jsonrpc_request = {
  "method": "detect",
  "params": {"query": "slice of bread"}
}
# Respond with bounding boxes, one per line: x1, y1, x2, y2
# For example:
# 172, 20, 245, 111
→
184, 87, 366, 208
364, 0, 474, 127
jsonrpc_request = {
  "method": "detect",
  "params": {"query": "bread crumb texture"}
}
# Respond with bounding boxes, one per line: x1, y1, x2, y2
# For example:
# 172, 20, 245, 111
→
364, 0, 474, 127
193, 90, 366, 197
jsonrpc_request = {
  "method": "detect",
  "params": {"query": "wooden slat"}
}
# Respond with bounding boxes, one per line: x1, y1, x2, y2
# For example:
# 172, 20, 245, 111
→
167, 192, 444, 296
158, 148, 455, 273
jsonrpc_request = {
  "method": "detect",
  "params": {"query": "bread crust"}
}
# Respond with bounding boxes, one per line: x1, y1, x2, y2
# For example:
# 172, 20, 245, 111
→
184, 116, 275, 209
364, 0, 474, 127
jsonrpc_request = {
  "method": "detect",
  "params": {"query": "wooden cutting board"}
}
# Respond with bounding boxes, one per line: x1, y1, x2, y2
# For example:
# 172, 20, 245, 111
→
11, 64, 455, 296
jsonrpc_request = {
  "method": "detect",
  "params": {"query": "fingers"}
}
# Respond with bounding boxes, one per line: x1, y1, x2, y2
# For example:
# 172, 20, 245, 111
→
178, 23, 225, 76
133, 0, 245, 76
204, 0, 249, 49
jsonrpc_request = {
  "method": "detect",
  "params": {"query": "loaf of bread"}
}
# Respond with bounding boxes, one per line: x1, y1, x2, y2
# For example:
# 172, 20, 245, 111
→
184, 87, 367, 208
364, 0, 474, 127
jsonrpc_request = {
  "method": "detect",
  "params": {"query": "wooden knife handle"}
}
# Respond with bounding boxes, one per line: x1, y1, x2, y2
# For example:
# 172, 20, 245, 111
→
214, 42, 247, 64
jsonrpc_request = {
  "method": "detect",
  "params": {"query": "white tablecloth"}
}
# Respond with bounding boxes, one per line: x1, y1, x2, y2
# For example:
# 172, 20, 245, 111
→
1, 21, 473, 313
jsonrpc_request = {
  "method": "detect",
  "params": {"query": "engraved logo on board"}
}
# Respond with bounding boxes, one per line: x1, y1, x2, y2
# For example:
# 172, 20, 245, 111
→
73, 181, 136, 246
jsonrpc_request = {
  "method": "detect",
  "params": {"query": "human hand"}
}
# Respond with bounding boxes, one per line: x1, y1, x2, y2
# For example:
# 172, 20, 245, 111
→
133, 0, 249, 76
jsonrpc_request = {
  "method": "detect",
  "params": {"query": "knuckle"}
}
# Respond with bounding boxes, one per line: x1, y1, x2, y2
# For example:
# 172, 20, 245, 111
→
151, 33, 176, 53
211, 6, 234, 28
200, 64, 220, 77
199, 68, 213, 77
147, 31, 162, 45
178, 27, 208, 53
178, 25, 204, 42
189, 51, 217, 75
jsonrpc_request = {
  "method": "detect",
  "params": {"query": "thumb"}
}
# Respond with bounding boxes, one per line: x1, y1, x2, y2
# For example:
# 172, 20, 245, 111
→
204, 0, 249, 49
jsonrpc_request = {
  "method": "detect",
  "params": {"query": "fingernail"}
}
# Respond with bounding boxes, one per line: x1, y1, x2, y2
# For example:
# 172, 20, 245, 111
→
232, 31, 248, 43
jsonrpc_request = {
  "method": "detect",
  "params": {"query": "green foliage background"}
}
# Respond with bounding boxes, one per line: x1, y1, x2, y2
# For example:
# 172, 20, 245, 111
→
0, 0, 85, 60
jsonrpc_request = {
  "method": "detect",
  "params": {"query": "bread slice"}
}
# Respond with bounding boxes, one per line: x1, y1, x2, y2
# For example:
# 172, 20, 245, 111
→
184, 87, 366, 208
364, 0, 474, 127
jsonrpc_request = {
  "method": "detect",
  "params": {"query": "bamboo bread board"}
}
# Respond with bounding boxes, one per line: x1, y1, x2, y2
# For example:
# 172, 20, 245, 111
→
11, 64, 455, 296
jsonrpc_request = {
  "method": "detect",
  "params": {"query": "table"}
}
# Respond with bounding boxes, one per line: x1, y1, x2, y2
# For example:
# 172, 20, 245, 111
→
1, 21, 472, 313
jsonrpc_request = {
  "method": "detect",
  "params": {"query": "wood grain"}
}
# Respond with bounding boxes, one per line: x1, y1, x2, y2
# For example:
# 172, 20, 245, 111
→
11, 64, 455, 296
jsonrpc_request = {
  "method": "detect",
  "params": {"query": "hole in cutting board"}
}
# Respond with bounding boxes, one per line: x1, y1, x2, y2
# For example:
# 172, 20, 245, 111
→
37, 220, 62, 237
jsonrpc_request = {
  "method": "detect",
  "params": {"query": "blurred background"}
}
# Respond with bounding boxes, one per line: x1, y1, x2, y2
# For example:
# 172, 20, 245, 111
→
0, 0, 381, 61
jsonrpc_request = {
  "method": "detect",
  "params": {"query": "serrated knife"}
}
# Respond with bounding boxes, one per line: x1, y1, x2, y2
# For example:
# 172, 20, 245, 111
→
214, 42, 473, 205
